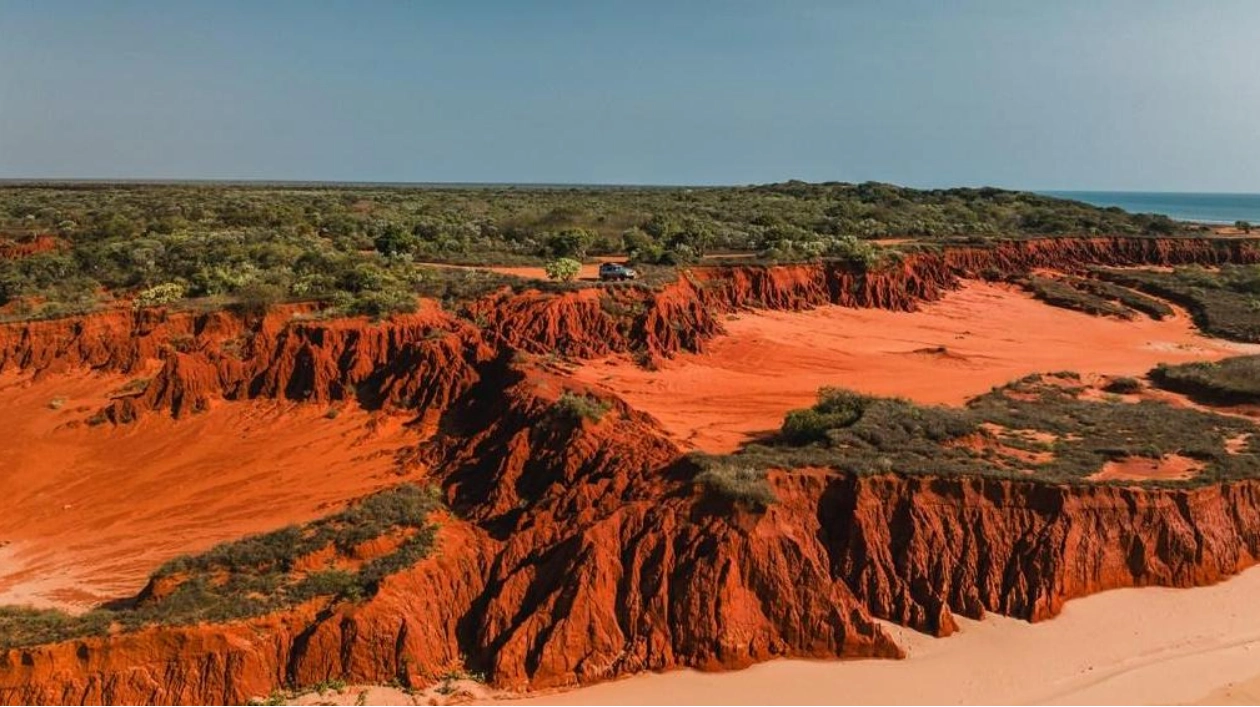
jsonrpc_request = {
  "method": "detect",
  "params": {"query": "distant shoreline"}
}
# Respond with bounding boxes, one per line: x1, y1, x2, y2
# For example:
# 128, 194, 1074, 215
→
1044, 190, 1260, 225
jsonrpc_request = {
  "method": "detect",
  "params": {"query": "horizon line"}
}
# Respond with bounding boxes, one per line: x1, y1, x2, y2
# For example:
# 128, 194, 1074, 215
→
1, 177, 1259, 195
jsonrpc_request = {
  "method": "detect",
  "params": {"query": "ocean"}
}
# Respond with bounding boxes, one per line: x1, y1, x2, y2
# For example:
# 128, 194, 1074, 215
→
1044, 191, 1260, 225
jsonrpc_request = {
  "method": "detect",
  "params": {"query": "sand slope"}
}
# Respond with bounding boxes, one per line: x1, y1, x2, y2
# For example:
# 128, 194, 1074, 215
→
0, 370, 421, 609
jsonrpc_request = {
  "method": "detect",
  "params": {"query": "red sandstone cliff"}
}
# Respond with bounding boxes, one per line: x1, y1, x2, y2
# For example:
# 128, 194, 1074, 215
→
4, 236, 1260, 704
9, 424, 1260, 703
5, 236, 1257, 396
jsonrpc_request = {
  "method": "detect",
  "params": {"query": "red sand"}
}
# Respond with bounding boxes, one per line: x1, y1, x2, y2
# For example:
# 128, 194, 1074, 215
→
572, 281, 1260, 452
0, 370, 422, 610
1088, 454, 1206, 482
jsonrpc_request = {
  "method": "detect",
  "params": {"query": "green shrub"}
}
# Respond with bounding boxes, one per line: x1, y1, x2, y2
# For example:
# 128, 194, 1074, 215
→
134, 282, 186, 309
232, 281, 286, 317
541, 228, 596, 259
1103, 377, 1142, 394
0, 606, 112, 650
1096, 267, 1260, 342
705, 372, 1257, 487
1016, 275, 1132, 319
373, 225, 418, 256
350, 289, 418, 318
1149, 356, 1260, 404
552, 391, 611, 422
544, 257, 582, 282
780, 387, 872, 444
292, 570, 364, 602
695, 463, 776, 508
1071, 276, 1173, 319
826, 235, 883, 268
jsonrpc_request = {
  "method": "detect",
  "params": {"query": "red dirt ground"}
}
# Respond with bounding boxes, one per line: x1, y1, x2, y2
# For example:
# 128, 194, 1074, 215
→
1087, 454, 1205, 482
0, 370, 422, 610
571, 281, 1260, 452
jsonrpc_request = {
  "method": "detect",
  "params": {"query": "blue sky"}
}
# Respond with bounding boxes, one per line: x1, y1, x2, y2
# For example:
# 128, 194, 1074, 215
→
1, 0, 1258, 190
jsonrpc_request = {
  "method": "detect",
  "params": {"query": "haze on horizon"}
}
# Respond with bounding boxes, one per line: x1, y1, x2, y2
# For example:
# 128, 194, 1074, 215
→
1, 0, 1258, 192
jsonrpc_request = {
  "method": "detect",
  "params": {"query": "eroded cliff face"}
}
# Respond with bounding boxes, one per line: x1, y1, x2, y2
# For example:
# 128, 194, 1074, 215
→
9, 417, 1260, 703
816, 473, 1260, 633
0, 523, 494, 706
0, 302, 494, 425
0, 372, 902, 703
3, 236, 1257, 397
4, 236, 1260, 704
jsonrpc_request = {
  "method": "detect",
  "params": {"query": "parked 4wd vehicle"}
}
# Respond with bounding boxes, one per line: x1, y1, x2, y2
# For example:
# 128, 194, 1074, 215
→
598, 262, 638, 281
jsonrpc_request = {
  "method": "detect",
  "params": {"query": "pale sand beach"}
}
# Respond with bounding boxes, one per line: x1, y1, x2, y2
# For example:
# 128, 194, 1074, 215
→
500, 564, 1260, 705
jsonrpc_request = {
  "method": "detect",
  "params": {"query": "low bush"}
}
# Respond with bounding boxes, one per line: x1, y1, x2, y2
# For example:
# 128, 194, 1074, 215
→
1149, 356, 1260, 404
552, 391, 611, 422
1071, 276, 1173, 319
1103, 377, 1143, 394
0, 606, 113, 650
134, 282, 186, 309
231, 281, 286, 317
780, 387, 873, 444
695, 462, 776, 508
703, 377, 1259, 487
1096, 266, 1260, 342
1015, 275, 1132, 319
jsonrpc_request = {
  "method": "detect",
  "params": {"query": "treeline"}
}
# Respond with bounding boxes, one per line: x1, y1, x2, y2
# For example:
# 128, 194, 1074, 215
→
0, 181, 1188, 320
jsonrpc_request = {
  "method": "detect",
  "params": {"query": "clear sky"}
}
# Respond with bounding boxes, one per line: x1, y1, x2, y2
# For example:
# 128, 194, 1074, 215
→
2, 0, 1258, 190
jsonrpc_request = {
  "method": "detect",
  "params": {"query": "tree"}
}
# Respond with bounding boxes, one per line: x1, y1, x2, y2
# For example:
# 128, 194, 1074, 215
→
622, 227, 664, 264
541, 228, 595, 259
1236, 220, 1253, 234
373, 224, 418, 256
544, 258, 581, 282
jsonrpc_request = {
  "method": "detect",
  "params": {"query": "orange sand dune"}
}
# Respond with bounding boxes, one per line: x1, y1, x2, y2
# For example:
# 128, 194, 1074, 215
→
572, 281, 1260, 452
0, 370, 422, 610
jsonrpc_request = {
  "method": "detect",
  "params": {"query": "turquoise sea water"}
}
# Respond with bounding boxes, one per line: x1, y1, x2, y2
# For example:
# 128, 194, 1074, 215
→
1045, 191, 1260, 225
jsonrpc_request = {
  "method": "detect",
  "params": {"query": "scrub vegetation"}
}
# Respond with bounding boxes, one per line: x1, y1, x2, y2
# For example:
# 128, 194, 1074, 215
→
0, 181, 1187, 321
695, 371, 1260, 489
